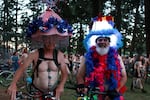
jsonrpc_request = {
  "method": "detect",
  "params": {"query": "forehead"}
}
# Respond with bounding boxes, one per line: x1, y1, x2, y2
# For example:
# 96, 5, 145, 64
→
42, 36, 58, 44
96, 37, 110, 41
42, 35, 58, 40
97, 37, 109, 39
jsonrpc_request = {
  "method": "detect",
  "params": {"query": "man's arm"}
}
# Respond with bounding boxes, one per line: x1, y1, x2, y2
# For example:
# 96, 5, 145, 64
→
55, 50, 68, 100
58, 51, 68, 87
7, 50, 36, 100
117, 55, 127, 92
76, 57, 88, 94
18, 53, 28, 65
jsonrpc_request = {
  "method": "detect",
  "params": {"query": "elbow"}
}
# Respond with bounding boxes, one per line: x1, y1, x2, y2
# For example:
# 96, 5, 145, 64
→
123, 74, 128, 84
125, 75, 127, 83
76, 72, 81, 83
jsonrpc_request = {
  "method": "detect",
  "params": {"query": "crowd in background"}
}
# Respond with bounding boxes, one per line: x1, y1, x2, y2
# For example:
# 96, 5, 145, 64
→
0, 47, 29, 72
64, 53, 150, 93
1, 48, 150, 94
122, 54, 150, 93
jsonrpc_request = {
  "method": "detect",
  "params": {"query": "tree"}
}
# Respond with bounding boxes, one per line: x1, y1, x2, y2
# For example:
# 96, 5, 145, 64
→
0, 0, 19, 52
145, 0, 150, 56
0, 0, 146, 56
57, 0, 93, 54
112, 0, 145, 56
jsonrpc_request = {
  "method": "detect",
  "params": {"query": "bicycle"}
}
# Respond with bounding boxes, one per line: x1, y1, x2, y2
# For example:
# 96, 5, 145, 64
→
16, 89, 57, 100
76, 86, 122, 100
76, 87, 107, 100
0, 67, 32, 88
0, 69, 14, 87
15, 75, 57, 100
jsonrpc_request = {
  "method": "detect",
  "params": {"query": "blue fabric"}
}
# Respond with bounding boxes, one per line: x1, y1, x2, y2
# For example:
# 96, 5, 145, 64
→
11, 56, 19, 71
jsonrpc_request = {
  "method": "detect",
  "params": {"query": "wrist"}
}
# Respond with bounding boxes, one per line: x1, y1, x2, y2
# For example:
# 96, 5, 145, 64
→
116, 88, 119, 92
10, 80, 17, 86
58, 83, 65, 88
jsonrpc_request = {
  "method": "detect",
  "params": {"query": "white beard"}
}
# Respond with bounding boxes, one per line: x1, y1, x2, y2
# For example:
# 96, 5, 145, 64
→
96, 45, 109, 55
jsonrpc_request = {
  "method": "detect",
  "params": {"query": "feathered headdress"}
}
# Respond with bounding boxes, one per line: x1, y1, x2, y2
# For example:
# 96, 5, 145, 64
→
83, 15, 123, 51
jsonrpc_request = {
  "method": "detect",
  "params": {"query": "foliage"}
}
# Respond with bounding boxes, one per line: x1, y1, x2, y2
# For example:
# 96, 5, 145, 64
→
0, 0, 147, 56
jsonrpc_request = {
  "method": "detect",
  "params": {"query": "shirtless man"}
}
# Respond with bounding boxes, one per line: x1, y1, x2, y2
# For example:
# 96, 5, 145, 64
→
76, 37, 127, 100
7, 5, 73, 100
7, 36, 68, 100
76, 16, 127, 100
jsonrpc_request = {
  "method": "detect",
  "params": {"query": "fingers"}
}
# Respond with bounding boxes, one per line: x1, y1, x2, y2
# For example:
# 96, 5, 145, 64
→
7, 88, 16, 100
55, 88, 64, 100
55, 94, 60, 100
11, 91, 16, 100
55, 91, 61, 100
105, 96, 111, 100
77, 88, 88, 94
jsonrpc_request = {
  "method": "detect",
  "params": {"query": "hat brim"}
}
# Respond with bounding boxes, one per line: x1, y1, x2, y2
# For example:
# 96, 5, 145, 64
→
83, 29, 123, 51
27, 8, 72, 42
30, 34, 69, 49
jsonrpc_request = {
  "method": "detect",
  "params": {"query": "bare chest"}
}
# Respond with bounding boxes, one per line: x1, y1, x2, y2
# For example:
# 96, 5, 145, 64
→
35, 60, 58, 72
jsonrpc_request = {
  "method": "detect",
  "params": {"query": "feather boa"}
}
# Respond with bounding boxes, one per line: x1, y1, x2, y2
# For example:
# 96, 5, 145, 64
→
84, 46, 125, 100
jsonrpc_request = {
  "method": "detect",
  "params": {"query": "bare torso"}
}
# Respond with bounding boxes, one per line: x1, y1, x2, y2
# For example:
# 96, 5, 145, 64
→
32, 49, 59, 92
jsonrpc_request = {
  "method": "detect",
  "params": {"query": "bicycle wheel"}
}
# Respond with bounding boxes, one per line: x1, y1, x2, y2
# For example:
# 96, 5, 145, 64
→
0, 71, 14, 87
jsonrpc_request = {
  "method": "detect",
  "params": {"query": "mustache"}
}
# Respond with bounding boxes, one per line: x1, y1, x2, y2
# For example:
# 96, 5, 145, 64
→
97, 43, 107, 47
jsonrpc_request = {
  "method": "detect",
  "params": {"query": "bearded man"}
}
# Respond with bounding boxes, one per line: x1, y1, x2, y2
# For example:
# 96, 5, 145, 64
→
76, 16, 127, 100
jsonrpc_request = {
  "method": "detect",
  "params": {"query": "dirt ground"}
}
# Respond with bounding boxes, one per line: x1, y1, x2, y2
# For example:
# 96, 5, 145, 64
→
0, 88, 10, 100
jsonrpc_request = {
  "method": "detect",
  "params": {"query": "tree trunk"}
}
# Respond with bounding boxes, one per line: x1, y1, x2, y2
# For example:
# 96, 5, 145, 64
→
92, 0, 105, 17
129, 1, 140, 56
145, 0, 150, 57
115, 0, 122, 54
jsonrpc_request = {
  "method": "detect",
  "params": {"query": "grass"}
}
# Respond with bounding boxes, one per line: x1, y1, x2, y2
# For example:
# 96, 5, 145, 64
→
123, 77, 150, 100
61, 77, 150, 100
0, 77, 150, 100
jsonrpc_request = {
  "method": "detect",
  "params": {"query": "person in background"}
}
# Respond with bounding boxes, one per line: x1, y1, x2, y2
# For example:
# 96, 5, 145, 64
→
72, 54, 81, 76
18, 47, 28, 65
76, 15, 127, 100
131, 55, 147, 93
145, 55, 150, 83
68, 54, 74, 73
11, 51, 19, 72
18, 47, 30, 80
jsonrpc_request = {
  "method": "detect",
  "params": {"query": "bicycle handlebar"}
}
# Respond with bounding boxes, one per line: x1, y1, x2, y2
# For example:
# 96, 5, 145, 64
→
76, 87, 120, 100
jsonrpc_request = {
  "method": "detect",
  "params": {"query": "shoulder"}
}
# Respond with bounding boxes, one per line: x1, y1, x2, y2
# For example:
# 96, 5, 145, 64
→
27, 49, 39, 60
118, 55, 126, 70
118, 55, 122, 60
22, 53, 28, 58
81, 56, 86, 62
57, 50, 64, 56
57, 50, 65, 61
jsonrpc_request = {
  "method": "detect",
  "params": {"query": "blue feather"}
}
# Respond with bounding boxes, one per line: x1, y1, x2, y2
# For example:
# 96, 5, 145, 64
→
26, 16, 73, 37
